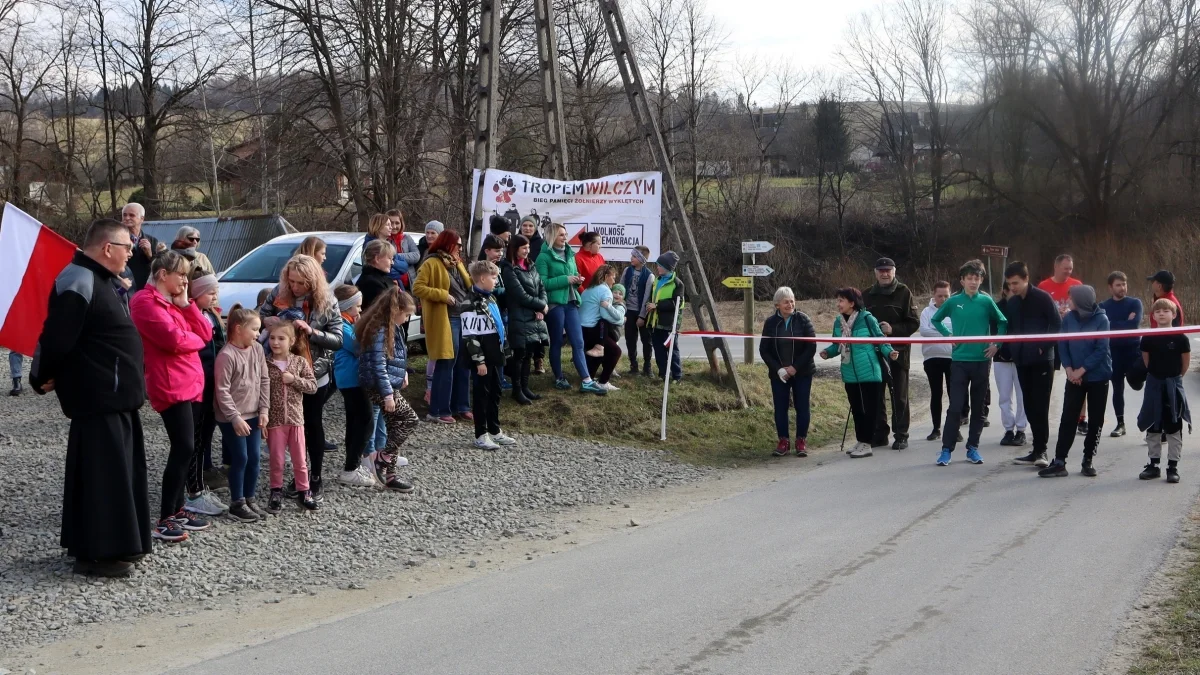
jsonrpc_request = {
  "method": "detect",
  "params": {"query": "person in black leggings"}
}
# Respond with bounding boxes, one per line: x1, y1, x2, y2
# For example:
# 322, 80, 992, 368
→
499, 234, 549, 405
258, 254, 344, 500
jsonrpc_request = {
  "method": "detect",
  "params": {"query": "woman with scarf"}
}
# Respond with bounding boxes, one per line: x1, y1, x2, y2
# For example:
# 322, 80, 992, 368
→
258, 254, 343, 500
1039, 285, 1111, 478
171, 226, 215, 276
413, 230, 473, 423
500, 234, 549, 405
820, 287, 898, 459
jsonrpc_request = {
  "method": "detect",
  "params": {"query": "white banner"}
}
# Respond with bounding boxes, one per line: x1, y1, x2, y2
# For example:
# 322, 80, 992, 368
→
481, 169, 663, 261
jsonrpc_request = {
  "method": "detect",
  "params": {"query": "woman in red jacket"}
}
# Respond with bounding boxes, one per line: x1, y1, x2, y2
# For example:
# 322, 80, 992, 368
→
574, 232, 605, 291
130, 251, 215, 543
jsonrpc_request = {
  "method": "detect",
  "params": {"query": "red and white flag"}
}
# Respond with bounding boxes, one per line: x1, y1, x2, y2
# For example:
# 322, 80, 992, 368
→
0, 203, 78, 356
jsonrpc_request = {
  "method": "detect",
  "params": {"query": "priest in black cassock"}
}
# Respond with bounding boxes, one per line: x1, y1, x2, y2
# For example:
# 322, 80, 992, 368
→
30, 218, 152, 577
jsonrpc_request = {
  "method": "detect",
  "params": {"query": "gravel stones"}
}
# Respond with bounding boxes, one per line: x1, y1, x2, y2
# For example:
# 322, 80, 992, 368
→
0, 356, 709, 653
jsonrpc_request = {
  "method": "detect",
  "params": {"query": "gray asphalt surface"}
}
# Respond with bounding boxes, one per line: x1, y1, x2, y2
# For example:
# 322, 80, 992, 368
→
179, 370, 1200, 675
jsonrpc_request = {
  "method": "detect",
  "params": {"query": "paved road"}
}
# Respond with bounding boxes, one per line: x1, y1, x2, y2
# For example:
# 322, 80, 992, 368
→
180, 372, 1199, 675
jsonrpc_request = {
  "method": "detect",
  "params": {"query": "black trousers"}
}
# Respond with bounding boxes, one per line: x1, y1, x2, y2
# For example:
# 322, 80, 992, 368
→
196, 382, 220, 471
63, 411, 152, 560
1055, 380, 1108, 460
624, 310, 652, 372
473, 365, 503, 437
875, 351, 911, 442
583, 323, 622, 384
944, 361, 989, 452
845, 381, 883, 444
924, 358, 952, 431
159, 401, 203, 520
303, 382, 332, 483
340, 387, 373, 472
1016, 362, 1055, 452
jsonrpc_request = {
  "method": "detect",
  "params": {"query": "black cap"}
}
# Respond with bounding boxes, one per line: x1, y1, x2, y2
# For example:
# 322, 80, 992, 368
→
875, 257, 896, 270
1147, 270, 1175, 285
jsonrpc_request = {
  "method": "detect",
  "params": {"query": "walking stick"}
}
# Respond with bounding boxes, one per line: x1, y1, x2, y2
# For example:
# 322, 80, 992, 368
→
840, 406, 852, 453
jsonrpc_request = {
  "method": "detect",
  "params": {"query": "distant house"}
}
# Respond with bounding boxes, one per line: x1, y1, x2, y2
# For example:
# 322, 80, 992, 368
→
142, 214, 296, 274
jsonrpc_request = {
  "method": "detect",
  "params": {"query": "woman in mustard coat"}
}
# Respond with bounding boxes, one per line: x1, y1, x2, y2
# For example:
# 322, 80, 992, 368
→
413, 230, 473, 423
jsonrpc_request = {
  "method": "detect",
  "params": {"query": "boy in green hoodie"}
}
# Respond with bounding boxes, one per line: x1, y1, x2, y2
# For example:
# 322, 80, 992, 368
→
931, 259, 1008, 466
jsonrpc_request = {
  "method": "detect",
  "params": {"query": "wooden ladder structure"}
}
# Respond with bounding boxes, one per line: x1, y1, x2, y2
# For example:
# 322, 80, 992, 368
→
471, 0, 747, 407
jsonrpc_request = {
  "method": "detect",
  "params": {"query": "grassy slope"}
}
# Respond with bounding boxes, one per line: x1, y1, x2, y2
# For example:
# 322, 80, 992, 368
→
406, 351, 850, 466
1131, 532, 1200, 674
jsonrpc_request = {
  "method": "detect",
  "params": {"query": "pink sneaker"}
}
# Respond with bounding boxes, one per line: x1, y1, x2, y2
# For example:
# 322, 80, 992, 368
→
459, 411, 474, 421
425, 414, 455, 425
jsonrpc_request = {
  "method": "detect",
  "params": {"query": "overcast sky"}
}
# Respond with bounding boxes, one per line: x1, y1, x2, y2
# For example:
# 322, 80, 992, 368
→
704, 0, 882, 80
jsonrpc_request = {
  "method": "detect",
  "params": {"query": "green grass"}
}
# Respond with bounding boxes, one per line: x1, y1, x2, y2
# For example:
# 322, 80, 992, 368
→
1130, 531, 1200, 674
406, 351, 849, 466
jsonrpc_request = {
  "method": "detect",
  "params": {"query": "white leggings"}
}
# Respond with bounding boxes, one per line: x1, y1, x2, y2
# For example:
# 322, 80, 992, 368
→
993, 361, 1027, 432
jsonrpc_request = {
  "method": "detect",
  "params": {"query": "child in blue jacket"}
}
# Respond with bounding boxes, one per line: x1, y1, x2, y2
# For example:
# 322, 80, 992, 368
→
357, 286, 418, 492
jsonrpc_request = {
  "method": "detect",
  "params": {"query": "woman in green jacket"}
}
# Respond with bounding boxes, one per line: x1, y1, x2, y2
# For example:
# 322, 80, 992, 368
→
820, 287, 898, 459
534, 224, 606, 395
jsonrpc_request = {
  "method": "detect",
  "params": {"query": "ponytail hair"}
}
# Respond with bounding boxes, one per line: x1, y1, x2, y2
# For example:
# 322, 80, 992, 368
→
226, 303, 260, 334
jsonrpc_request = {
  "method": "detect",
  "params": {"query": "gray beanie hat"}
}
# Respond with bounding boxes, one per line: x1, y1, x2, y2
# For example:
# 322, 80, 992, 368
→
656, 251, 680, 273
1069, 284, 1098, 320
425, 220, 445, 234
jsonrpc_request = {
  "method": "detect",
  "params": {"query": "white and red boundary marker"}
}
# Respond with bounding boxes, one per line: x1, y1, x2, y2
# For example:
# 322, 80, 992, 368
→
680, 325, 1200, 345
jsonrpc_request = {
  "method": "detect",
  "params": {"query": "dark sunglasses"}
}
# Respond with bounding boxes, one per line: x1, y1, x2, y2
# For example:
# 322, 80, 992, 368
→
187, 236, 201, 243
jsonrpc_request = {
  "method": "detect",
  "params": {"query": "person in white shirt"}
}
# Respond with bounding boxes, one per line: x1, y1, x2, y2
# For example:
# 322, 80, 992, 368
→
920, 281, 962, 443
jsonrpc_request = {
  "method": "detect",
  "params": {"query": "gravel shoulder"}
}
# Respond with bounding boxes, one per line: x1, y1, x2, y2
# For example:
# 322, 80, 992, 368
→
0, 355, 713, 671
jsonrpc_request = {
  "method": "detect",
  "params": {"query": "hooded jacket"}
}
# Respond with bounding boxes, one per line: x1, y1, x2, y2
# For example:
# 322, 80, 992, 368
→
130, 284, 213, 412
30, 251, 147, 418
1058, 307, 1112, 383
919, 299, 953, 361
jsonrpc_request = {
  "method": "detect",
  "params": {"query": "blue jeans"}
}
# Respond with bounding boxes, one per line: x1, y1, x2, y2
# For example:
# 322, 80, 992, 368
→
546, 304, 589, 382
8, 351, 21, 379
218, 418, 261, 503
771, 375, 812, 440
431, 316, 472, 417
366, 405, 387, 454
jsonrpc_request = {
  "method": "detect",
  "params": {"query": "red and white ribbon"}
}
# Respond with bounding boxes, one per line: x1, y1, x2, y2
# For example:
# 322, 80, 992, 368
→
681, 325, 1200, 345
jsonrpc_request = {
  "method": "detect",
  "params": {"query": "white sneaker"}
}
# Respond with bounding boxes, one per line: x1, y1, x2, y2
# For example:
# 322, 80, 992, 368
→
849, 442, 874, 459
493, 431, 517, 446
338, 467, 376, 487
185, 491, 228, 516
474, 434, 501, 451
601, 382, 620, 391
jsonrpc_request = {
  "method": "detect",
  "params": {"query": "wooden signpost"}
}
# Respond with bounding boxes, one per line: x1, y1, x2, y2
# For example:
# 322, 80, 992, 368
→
740, 241, 773, 364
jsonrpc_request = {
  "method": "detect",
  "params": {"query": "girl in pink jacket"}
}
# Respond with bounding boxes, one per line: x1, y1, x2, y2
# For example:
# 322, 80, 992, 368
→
130, 251, 215, 544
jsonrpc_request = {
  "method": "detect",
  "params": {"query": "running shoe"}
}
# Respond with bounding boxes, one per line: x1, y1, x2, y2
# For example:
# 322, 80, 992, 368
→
580, 380, 608, 396
601, 382, 620, 392
339, 467, 377, 487
936, 449, 952, 466
169, 510, 210, 531
493, 431, 517, 446
184, 490, 228, 516
152, 518, 188, 542
474, 434, 501, 451
227, 501, 259, 523
965, 447, 984, 465
267, 488, 283, 514
382, 473, 414, 492
1038, 459, 1068, 477
554, 378, 572, 390
300, 490, 319, 510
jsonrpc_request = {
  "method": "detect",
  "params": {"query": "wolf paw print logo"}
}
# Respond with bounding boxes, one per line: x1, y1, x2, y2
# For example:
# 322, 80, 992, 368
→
492, 175, 517, 204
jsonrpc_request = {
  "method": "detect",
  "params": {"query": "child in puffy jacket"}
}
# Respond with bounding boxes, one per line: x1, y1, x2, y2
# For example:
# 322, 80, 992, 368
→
333, 285, 382, 489
357, 286, 418, 492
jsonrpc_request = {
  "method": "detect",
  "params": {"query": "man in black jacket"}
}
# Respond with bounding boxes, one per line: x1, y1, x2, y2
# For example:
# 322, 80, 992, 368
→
121, 202, 165, 290
1003, 261, 1062, 467
864, 258, 920, 450
759, 287, 817, 457
30, 219, 152, 577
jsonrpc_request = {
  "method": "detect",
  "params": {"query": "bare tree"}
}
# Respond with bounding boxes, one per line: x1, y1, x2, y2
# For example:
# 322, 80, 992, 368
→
0, 8, 58, 208
676, 0, 724, 224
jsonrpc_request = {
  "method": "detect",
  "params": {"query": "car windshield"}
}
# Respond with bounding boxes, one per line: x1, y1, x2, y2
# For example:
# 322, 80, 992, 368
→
220, 243, 351, 283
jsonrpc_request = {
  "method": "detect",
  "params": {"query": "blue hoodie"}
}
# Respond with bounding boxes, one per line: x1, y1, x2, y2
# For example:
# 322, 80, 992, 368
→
333, 321, 361, 389
1059, 308, 1112, 383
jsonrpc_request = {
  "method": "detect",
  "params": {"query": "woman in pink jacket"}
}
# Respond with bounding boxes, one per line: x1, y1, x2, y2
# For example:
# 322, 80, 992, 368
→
130, 251, 215, 544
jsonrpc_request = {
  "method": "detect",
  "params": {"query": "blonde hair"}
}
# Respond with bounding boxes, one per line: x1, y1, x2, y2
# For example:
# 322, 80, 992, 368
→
226, 303, 260, 334
469, 260, 499, 282
368, 213, 392, 239
277, 254, 333, 315
150, 250, 192, 281
357, 286, 415, 359
269, 320, 297, 344
297, 236, 326, 259
363, 238, 395, 263
1152, 298, 1179, 315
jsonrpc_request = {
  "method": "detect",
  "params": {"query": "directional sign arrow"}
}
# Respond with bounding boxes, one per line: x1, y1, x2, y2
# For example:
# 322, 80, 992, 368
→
741, 241, 774, 254
742, 265, 773, 277
722, 276, 753, 289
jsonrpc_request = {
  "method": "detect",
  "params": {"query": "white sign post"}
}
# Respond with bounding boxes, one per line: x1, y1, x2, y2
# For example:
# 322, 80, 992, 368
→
742, 265, 774, 277
741, 241, 774, 254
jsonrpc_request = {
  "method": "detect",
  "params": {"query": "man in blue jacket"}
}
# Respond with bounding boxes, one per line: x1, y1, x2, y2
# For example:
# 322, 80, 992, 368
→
1099, 271, 1143, 438
1003, 262, 1062, 468
1039, 285, 1112, 478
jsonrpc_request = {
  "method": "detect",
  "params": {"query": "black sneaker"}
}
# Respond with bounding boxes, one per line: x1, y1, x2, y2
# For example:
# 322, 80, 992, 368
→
1139, 464, 1161, 480
1014, 431, 1027, 446
228, 501, 259, 523
1013, 452, 1039, 465
892, 438, 908, 450
324, 439, 338, 451
1000, 430, 1016, 446
300, 490, 319, 510
283, 480, 299, 499
870, 438, 891, 449
9, 378, 21, 396
1168, 467, 1181, 483
382, 474, 414, 493
1038, 459, 1068, 477
1081, 458, 1097, 477
169, 510, 210, 532
1110, 423, 1126, 438
1033, 452, 1050, 468
982, 418, 991, 427
153, 518, 188, 542
1077, 421, 1088, 436
926, 429, 941, 442
267, 488, 283, 514
310, 478, 324, 503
